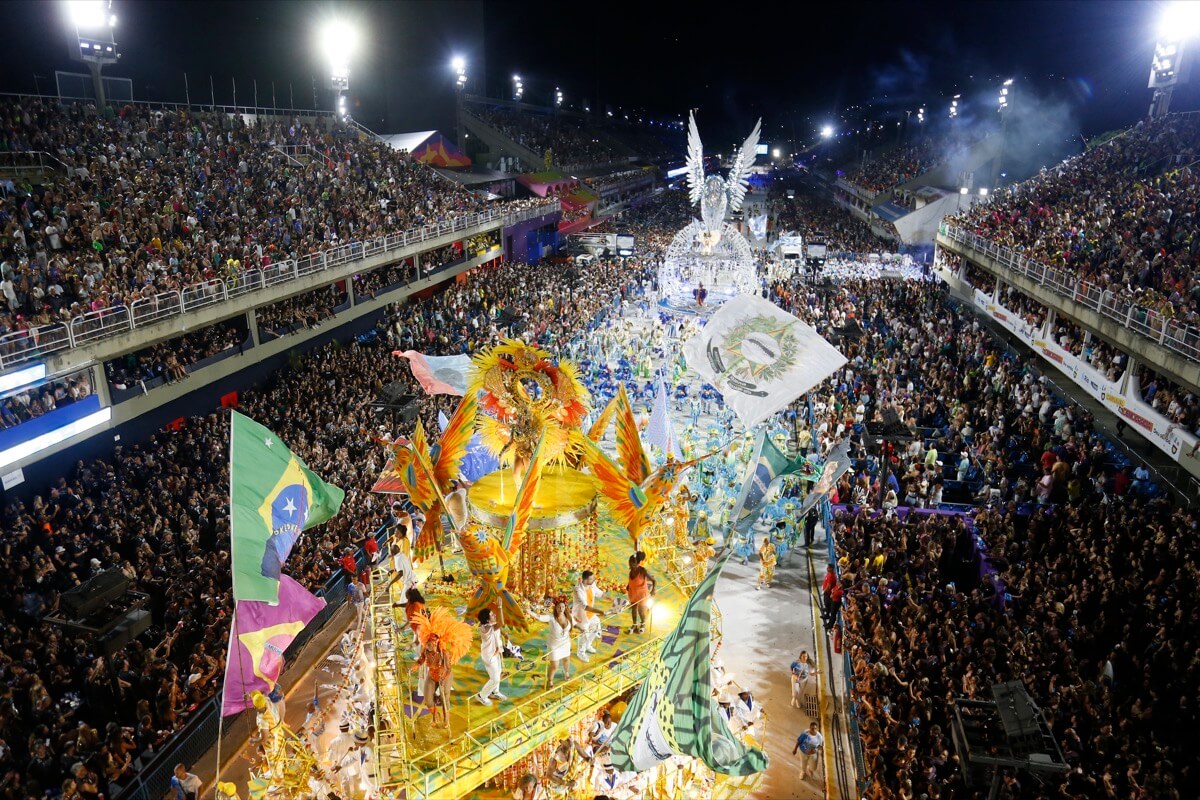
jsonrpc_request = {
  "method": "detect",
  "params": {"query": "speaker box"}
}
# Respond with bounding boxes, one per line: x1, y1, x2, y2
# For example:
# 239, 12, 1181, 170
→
62, 569, 130, 618
99, 608, 152, 656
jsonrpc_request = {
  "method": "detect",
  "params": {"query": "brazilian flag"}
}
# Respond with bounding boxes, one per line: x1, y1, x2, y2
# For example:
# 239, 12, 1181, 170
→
230, 410, 345, 604
610, 550, 768, 776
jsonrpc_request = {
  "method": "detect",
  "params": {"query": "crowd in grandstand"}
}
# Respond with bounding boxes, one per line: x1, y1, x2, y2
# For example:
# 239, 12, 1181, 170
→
771, 188, 896, 253
763, 275, 1195, 798
468, 106, 620, 167
0, 98, 507, 340
0, 371, 93, 428
105, 319, 248, 390
843, 137, 943, 194
0, 109, 1194, 800
948, 113, 1200, 328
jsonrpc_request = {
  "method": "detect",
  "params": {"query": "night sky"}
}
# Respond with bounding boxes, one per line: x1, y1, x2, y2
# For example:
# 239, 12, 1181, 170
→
1, 1, 1196, 146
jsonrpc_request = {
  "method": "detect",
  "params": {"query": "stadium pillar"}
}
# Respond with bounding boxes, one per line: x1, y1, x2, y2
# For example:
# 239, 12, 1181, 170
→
346, 277, 356, 307
91, 363, 111, 407
1119, 359, 1138, 396
247, 310, 260, 347
1042, 308, 1056, 340
88, 63, 106, 108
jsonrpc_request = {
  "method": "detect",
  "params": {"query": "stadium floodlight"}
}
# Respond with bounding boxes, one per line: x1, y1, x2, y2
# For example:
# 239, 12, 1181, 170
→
820, 124, 834, 138
1150, 3, 1200, 116
513, 74, 523, 100
555, 87, 563, 107
66, 0, 119, 106
320, 19, 358, 85
979, 187, 989, 196
67, 0, 111, 29
950, 94, 960, 119
319, 19, 358, 120
772, 147, 781, 159
452, 56, 467, 90
1160, 1, 1200, 41
959, 187, 969, 195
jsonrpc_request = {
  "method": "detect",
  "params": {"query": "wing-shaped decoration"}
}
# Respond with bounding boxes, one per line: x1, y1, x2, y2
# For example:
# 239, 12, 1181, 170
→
501, 434, 546, 554
433, 393, 478, 488
587, 395, 619, 443
390, 423, 439, 510
726, 117, 762, 213
614, 385, 650, 486
576, 433, 647, 536
686, 110, 706, 206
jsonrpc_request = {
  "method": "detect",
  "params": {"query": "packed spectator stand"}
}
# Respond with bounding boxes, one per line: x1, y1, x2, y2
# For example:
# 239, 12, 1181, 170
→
770, 188, 897, 254
0, 97, 531, 359
771, 273, 1196, 799
843, 137, 944, 195
466, 104, 623, 168
947, 113, 1200, 341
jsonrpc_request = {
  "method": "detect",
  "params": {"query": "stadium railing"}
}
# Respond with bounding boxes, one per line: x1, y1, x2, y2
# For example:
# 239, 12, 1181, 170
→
0, 203, 557, 372
939, 224, 1200, 365
115, 508, 411, 800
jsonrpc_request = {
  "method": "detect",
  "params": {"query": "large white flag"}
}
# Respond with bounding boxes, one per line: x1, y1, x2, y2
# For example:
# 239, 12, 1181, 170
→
644, 379, 682, 462
683, 294, 846, 428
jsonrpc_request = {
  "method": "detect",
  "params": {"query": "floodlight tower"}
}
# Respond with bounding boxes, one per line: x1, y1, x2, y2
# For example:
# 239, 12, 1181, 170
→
452, 56, 467, 145
513, 74, 524, 102
320, 20, 358, 120
66, 0, 119, 107
1149, 3, 1200, 118
992, 78, 1013, 188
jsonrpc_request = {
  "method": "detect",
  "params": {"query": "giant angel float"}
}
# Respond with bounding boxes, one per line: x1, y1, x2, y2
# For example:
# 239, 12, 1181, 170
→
658, 111, 763, 313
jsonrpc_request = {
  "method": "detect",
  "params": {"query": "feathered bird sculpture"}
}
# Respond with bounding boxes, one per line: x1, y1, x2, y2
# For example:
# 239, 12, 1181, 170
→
686, 110, 762, 254
455, 433, 547, 630
379, 393, 477, 565
577, 386, 705, 556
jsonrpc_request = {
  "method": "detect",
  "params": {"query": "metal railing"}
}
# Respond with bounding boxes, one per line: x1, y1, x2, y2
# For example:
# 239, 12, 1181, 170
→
940, 224, 1200, 366
0, 202, 557, 373
0, 150, 72, 176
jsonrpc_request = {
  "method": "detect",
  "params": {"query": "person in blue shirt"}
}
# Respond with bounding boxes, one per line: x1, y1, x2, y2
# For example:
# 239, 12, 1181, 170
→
793, 722, 824, 780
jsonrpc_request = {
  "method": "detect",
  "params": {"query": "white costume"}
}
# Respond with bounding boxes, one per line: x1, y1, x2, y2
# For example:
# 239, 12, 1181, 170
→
477, 621, 504, 701
533, 612, 572, 661
572, 581, 605, 658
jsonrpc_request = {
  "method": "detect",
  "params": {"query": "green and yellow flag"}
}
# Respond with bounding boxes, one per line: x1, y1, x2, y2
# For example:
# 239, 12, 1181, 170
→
610, 550, 768, 776
230, 410, 345, 604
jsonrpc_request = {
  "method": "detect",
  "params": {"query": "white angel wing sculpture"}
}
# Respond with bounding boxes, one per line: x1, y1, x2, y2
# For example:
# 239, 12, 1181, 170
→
725, 117, 762, 214
686, 110, 706, 206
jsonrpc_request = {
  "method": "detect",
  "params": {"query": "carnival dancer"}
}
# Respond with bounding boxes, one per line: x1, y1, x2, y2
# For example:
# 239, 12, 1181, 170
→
531, 596, 575, 688
546, 739, 587, 797
474, 608, 507, 706
757, 536, 777, 590
586, 710, 618, 757
410, 608, 472, 729
625, 552, 654, 634
572, 570, 606, 661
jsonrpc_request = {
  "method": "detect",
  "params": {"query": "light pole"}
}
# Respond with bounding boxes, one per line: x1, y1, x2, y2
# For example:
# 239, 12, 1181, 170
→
66, 0, 119, 107
1149, 3, 1200, 118
320, 19, 358, 121
452, 56, 467, 146
992, 78, 1013, 188
512, 74, 524, 102
949, 94, 960, 120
